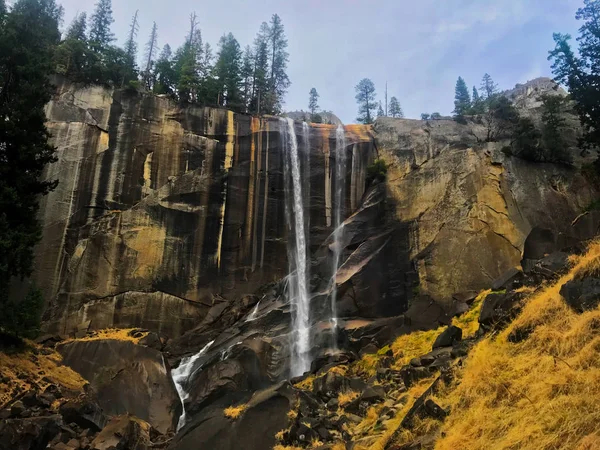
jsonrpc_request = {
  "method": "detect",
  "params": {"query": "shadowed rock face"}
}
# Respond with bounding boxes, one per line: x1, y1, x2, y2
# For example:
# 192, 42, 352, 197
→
37, 77, 376, 338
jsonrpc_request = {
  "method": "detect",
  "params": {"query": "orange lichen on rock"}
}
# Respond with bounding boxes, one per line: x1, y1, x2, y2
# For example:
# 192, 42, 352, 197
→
65, 328, 148, 344
344, 124, 373, 142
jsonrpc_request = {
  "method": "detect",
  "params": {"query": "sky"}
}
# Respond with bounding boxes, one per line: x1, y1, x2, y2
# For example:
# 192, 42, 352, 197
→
56, 0, 584, 123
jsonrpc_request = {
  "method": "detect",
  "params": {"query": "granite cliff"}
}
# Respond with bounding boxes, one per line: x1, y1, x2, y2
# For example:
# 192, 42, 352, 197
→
13, 77, 600, 449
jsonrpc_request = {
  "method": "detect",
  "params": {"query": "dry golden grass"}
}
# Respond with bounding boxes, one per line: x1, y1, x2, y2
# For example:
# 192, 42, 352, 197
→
294, 374, 315, 391
390, 329, 440, 370
0, 343, 86, 408
273, 446, 303, 450
338, 390, 360, 407
352, 377, 437, 450
331, 443, 347, 450
434, 240, 600, 450
223, 404, 247, 420
65, 328, 148, 344
451, 289, 490, 338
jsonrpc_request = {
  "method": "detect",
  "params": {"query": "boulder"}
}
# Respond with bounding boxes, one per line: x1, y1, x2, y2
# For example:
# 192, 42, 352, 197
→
57, 339, 180, 434
432, 326, 462, 349
59, 400, 107, 432
530, 252, 570, 279
0, 415, 63, 450
172, 382, 295, 450
90, 415, 155, 450
479, 292, 524, 329
560, 277, 600, 312
491, 267, 525, 291
360, 385, 386, 403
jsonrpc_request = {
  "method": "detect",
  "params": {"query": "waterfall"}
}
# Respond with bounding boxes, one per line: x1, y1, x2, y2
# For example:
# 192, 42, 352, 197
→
172, 340, 215, 431
245, 300, 261, 322
330, 125, 347, 342
282, 117, 311, 377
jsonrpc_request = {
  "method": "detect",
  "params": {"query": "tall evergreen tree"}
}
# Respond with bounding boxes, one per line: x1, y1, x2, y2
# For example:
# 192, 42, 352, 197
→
122, 10, 139, 85
471, 86, 485, 114
377, 102, 385, 118
0, 0, 63, 337
453, 76, 471, 116
540, 94, 571, 163
240, 45, 253, 112
214, 32, 242, 111
309, 88, 319, 118
142, 22, 158, 89
265, 14, 290, 114
355, 78, 377, 124
154, 44, 175, 95
66, 12, 87, 41
481, 73, 498, 99
88, 0, 114, 53
175, 14, 202, 103
549, 0, 600, 157
250, 22, 270, 114
389, 96, 403, 118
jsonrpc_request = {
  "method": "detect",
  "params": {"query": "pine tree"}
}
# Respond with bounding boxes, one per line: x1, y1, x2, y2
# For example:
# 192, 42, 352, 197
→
154, 44, 175, 95
309, 88, 319, 118
453, 76, 471, 116
66, 12, 87, 41
142, 22, 158, 89
265, 14, 290, 114
122, 10, 139, 85
355, 78, 377, 124
421, 113, 430, 120
549, 0, 600, 158
377, 102, 385, 118
88, 0, 114, 53
54, 12, 94, 81
0, 0, 63, 337
175, 14, 202, 103
250, 22, 270, 114
214, 32, 243, 111
540, 94, 571, 163
240, 46, 253, 112
481, 73, 498, 99
389, 96, 403, 118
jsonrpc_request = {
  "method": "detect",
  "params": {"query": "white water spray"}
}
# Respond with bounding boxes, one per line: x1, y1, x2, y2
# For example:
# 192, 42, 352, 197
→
246, 300, 261, 322
330, 125, 347, 341
283, 118, 311, 377
172, 340, 215, 431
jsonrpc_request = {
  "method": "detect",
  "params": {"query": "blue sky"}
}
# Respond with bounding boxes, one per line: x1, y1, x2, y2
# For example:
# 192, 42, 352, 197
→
57, 0, 583, 123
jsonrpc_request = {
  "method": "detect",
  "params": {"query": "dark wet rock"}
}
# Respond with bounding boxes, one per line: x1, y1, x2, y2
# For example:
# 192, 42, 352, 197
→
491, 267, 525, 291
531, 252, 570, 279
452, 291, 478, 305
90, 415, 155, 450
479, 292, 524, 329
360, 385, 386, 403
400, 366, 431, 388
10, 401, 25, 418
0, 414, 63, 450
138, 332, 165, 351
560, 277, 600, 313
423, 399, 447, 420
57, 340, 179, 434
172, 382, 295, 450
432, 326, 462, 349
349, 377, 367, 392
59, 400, 107, 432
313, 372, 350, 400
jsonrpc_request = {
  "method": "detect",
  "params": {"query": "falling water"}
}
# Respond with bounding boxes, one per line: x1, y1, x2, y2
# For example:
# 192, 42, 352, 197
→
172, 340, 215, 431
282, 117, 311, 377
330, 125, 347, 343
246, 300, 261, 322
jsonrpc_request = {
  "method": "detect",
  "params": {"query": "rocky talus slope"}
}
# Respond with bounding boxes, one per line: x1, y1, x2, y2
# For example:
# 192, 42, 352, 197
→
1, 77, 600, 449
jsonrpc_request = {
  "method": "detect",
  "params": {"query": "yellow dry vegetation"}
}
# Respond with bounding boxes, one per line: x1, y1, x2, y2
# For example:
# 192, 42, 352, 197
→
273, 446, 303, 450
352, 377, 438, 450
65, 328, 148, 344
338, 390, 360, 407
224, 403, 247, 420
451, 289, 489, 338
434, 240, 600, 450
294, 374, 316, 391
0, 343, 86, 408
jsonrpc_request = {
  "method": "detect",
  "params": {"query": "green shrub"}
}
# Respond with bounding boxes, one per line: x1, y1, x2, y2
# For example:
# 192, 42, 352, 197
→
366, 159, 388, 185
0, 286, 44, 339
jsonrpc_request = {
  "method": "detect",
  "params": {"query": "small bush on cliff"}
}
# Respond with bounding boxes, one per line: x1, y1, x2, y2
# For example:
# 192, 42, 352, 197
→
366, 159, 388, 185
0, 286, 44, 339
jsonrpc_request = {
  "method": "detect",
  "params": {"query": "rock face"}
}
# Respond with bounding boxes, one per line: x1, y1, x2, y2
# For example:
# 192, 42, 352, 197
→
37, 77, 375, 338
375, 79, 599, 307
56, 339, 180, 434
